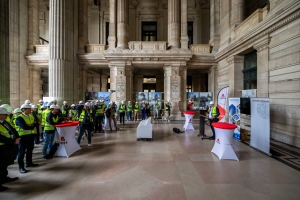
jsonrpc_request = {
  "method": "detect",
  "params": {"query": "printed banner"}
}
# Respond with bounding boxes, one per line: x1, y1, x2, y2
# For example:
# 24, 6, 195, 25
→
135, 92, 162, 110
242, 89, 257, 98
229, 98, 241, 140
217, 87, 229, 122
199, 92, 213, 110
85, 92, 111, 107
186, 92, 213, 111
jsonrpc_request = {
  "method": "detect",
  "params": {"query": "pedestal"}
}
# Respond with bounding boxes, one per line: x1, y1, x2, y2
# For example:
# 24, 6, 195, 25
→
183, 111, 195, 130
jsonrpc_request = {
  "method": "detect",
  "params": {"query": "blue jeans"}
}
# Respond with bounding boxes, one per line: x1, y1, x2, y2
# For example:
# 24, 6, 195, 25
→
43, 133, 54, 156
77, 124, 92, 144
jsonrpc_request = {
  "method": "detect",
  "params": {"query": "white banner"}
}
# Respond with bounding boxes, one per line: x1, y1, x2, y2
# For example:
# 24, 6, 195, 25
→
229, 98, 241, 140
250, 98, 271, 155
217, 87, 229, 122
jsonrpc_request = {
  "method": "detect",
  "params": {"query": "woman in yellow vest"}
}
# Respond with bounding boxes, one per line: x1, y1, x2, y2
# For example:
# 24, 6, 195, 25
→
208, 101, 220, 140
15, 104, 37, 173
0, 107, 20, 191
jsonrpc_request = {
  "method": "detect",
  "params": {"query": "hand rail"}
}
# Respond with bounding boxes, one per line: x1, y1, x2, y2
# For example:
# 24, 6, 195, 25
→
39, 37, 49, 45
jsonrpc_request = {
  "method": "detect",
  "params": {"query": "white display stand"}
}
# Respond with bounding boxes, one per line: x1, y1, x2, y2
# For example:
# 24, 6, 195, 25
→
136, 117, 153, 139
211, 122, 239, 161
183, 111, 195, 130
54, 121, 81, 158
104, 114, 116, 130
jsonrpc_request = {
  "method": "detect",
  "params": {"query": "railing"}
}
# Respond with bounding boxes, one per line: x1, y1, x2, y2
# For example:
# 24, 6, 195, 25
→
85, 44, 107, 53
39, 37, 49, 45
234, 6, 268, 39
128, 41, 168, 51
189, 44, 211, 54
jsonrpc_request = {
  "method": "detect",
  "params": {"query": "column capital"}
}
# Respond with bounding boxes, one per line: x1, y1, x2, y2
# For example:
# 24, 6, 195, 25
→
226, 55, 244, 65
253, 37, 271, 52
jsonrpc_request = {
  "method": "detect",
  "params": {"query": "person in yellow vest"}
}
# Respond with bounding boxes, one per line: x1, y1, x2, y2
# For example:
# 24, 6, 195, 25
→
69, 104, 77, 121
77, 102, 94, 146
0, 104, 14, 127
13, 108, 22, 129
208, 101, 220, 140
133, 102, 139, 122
43, 105, 63, 159
0, 107, 20, 192
94, 100, 105, 133
41, 104, 51, 143
61, 101, 70, 120
118, 101, 126, 125
15, 104, 37, 173
37, 99, 43, 114
126, 101, 132, 121
153, 101, 161, 121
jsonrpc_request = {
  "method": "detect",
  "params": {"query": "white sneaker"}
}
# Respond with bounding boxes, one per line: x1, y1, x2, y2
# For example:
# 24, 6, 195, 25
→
88, 144, 93, 147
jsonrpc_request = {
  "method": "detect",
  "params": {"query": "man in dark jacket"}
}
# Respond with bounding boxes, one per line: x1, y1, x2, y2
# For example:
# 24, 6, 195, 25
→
0, 107, 20, 191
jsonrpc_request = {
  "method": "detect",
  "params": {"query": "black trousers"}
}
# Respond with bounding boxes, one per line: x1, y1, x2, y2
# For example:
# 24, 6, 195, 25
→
95, 115, 104, 132
209, 118, 219, 138
34, 125, 40, 144
119, 112, 125, 124
18, 135, 34, 168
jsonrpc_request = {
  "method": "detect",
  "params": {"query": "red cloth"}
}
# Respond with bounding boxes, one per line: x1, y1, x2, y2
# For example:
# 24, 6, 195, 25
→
212, 122, 237, 129
54, 121, 79, 127
183, 111, 196, 115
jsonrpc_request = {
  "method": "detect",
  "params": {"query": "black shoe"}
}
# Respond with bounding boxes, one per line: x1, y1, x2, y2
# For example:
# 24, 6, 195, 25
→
19, 168, 28, 173
209, 137, 215, 140
43, 155, 52, 159
0, 185, 8, 192
26, 163, 38, 167
3, 177, 18, 184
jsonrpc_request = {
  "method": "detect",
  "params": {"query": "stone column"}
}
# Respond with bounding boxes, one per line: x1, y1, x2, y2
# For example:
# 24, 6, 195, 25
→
49, 0, 76, 105
168, 0, 181, 48
31, 67, 42, 103
220, 0, 231, 49
78, 0, 88, 54
101, 75, 108, 91
0, 0, 10, 104
164, 65, 182, 119
254, 37, 271, 97
125, 66, 133, 102
108, 0, 116, 49
210, 0, 221, 54
226, 55, 244, 98
78, 66, 88, 101
230, 0, 244, 38
180, 66, 187, 112
27, 0, 39, 55
208, 65, 218, 101
180, 0, 188, 49
117, 0, 129, 49
109, 63, 127, 103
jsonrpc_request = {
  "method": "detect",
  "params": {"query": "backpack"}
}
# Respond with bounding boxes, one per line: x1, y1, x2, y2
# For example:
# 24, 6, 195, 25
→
173, 127, 183, 134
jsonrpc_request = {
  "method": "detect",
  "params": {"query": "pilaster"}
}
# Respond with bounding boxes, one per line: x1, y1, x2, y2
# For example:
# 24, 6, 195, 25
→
79, 66, 88, 101
27, 0, 39, 55
180, 0, 189, 49
125, 66, 133, 102
78, 0, 89, 54
108, 0, 117, 49
109, 63, 127, 103
168, 0, 180, 48
230, 0, 244, 38
209, 0, 221, 54
226, 55, 244, 97
254, 37, 271, 98
180, 66, 187, 112
117, 0, 129, 49
208, 65, 218, 101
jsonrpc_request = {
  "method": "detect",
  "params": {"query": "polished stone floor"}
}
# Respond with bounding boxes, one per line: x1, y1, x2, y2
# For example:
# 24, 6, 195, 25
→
2, 122, 300, 200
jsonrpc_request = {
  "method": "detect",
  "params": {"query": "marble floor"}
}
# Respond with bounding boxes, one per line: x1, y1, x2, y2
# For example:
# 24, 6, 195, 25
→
2, 122, 300, 200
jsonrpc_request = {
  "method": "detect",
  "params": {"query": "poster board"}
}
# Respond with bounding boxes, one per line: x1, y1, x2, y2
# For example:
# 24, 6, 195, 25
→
85, 92, 110, 107
228, 98, 241, 140
135, 92, 162, 110
250, 98, 271, 156
186, 92, 213, 110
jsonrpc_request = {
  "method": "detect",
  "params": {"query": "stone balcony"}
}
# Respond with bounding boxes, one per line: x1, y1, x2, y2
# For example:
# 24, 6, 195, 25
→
86, 44, 108, 53
128, 41, 167, 51
234, 6, 268, 39
189, 44, 211, 54
34, 45, 49, 54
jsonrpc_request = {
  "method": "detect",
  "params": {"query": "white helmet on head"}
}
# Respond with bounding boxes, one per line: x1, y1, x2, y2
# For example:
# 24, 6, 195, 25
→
63, 101, 67, 105
13, 108, 22, 114
0, 107, 10, 115
39, 99, 43, 103
209, 101, 214, 105
53, 99, 57, 103
71, 104, 76, 107
50, 105, 60, 109
25, 100, 31, 104
31, 105, 38, 109
128, 101, 131, 103
21, 104, 32, 109
0, 104, 12, 113
121, 101, 124, 104
84, 102, 90, 107
96, 100, 100, 103
79, 100, 84, 104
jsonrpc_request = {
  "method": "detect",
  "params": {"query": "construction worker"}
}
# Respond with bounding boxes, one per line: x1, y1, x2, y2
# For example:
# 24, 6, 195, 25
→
208, 101, 220, 140
16, 104, 38, 173
13, 108, 22, 129
43, 105, 63, 159
61, 101, 70, 120
78, 102, 94, 146
153, 101, 161, 121
31, 105, 41, 145
0, 107, 20, 191
42, 103, 52, 144
165, 100, 171, 122
0, 104, 14, 127
127, 101, 132, 121
106, 103, 119, 131
37, 100, 43, 114
134, 102, 139, 122
69, 104, 77, 121
94, 100, 105, 133
118, 101, 126, 124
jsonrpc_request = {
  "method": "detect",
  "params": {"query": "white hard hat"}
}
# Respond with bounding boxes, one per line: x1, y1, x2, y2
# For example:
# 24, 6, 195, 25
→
50, 105, 60, 109
128, 101, 131, 103
31, 105, 38, 109
63, 101, 67, 104
0, 104, 12, 113
209, 101, 214, 105
79, 100, 84, 104
21, 104, 32, 109
71, 104, 76, 107
13, 108, 22, 114
53, 99, 57, 103
39, 100, 43, 103
0, 107, 10, 115
25, 100, 31, 104
84, 102, 90, 107
96, 100, 99, 103
121, 101, 124, 104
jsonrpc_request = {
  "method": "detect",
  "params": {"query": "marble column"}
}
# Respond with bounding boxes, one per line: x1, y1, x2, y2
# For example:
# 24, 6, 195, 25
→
78, 0, 88, 54
180, 0, 189, 49
117, 0, 129, 49
108, 0, 116, 49
226, 55, 244, 98
0, 0, 10, 104
254, 37, 271, 97
164, 65, 182, 119
101, 75, 108, 91
210, 0, 221, 54
78, 66, 88, 101
27, 0, 39, 55
31, 67, 42, 103
180, 66, 187, 112
168, 0, 180, 48
49, 0, 76, 105
208, 65, 218, 101
109, 63, 127, 103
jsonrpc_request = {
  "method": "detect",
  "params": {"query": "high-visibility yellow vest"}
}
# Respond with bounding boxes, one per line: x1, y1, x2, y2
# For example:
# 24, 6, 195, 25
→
211, 106, 218, 118
42, 109, 51, 127
119, 104, 126, 113
0, 124, 12, 145
15, 114, 35, 136
95, 105, 105, 115
6, 115, 14, 127
44, 115, 59, 131
127, 104, 132, 111
69, 109, 77, 120
134, 104, 139, 112
79, 110, 93, 123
